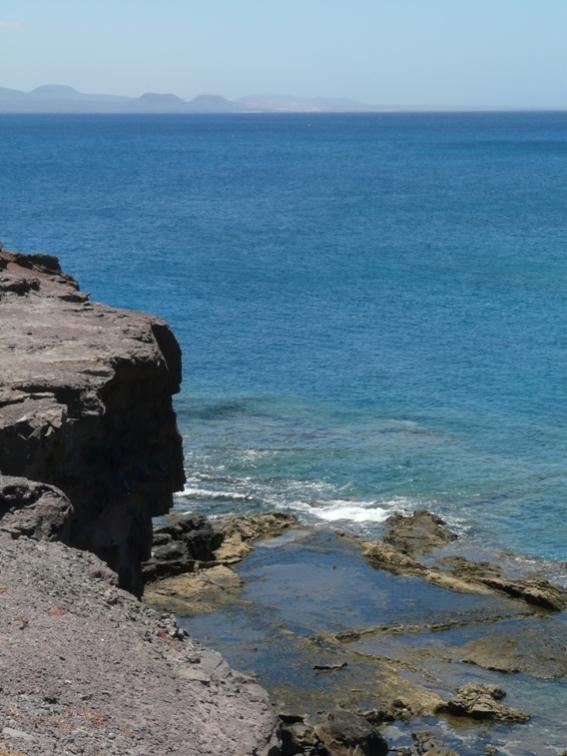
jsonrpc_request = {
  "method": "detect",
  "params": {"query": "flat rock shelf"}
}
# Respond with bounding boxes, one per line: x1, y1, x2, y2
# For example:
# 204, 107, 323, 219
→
171, 522, 567, 755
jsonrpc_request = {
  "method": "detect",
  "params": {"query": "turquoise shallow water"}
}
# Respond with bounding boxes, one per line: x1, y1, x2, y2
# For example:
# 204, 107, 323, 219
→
184, 530, 567, 754
1, 112, 567, 561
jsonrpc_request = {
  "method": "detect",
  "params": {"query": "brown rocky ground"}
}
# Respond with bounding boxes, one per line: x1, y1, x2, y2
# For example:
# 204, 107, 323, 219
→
0, 530, 278, 756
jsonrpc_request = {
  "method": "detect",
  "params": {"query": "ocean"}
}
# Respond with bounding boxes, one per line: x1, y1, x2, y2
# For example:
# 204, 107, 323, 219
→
2, 112, 567, 564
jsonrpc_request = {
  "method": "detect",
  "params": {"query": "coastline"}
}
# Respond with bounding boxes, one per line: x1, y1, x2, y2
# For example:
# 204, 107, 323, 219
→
144, 510, 567, 754
2, 246, 566, 754
0, 247, 278, 755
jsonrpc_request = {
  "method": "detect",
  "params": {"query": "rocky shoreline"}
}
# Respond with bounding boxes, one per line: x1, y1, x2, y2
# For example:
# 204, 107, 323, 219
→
0, 247, 278, 755
2, 246, 566, 755
144, 509, 567, 754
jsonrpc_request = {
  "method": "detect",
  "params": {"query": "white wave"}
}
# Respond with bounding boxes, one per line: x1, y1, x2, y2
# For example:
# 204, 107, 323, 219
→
184, 472, 255, 485
301, 496, 413, 524
235, 449, 270, 461
178, 485, 256, 502
310, 500, 391, 523
178, 467, 422, 529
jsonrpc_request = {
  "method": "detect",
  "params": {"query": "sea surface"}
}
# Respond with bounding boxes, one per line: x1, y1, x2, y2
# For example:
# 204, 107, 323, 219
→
2, 112, 567, 563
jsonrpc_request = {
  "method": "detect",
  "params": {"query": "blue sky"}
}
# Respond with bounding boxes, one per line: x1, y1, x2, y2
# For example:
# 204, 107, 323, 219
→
1, 0, 566, 107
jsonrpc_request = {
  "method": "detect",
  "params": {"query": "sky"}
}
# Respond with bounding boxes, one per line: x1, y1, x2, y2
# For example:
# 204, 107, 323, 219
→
1, 0, 566, 108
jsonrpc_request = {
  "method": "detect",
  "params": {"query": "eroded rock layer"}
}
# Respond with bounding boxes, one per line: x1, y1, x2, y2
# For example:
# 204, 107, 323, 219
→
0, 246, 185, 594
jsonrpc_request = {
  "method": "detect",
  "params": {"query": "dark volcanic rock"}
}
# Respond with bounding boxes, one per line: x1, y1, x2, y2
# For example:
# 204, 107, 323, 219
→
0, 474, 72, 541
144, 512, 301, 614
315, 710, 388, 755
143, 512, 223, 582
280, 720, 326, 755
214, 512, 300, 562
279, 711, 388, 756
384, 510, 457, 555
436, 683, 529, 724
458, 623, 567, 679
411, 730, 457, 755
437, 555, 567, 611
0, 248, 185, 595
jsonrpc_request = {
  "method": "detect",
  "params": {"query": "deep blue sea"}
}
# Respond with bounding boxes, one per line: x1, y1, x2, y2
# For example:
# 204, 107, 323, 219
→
2, 113, 567, 563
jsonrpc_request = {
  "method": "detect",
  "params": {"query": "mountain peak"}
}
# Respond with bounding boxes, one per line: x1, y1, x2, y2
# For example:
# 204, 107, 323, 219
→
31, 85, 82, 98
186, 94, 237, 113
137, 92, 186, 103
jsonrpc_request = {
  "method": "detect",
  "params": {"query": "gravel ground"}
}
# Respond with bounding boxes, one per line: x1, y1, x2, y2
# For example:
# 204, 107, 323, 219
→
0, 532, 278, 755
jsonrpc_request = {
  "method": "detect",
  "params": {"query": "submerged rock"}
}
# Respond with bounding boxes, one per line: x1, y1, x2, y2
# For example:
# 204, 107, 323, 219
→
410, 730, 458, 756
384, 510, 457, 556
458, 623, 567, 679
214, 512, 300, 562
437, 683, 529, 723
144, 564, 243, 615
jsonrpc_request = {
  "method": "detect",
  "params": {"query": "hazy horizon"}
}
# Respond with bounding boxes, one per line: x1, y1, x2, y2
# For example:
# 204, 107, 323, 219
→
1, 1, 567, 109
2, 84, 567, 114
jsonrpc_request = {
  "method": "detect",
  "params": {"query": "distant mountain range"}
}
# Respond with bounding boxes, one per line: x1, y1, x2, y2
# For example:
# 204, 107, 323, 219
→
0, 85, 389, 113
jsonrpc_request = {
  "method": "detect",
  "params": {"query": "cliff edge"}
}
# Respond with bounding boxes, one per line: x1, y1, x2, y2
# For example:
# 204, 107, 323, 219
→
0, 246, 185, 595
0, 245, 279, 755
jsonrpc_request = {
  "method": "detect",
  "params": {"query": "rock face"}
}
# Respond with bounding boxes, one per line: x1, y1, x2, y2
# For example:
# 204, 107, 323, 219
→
142, 512, 223, 582
0, 248, 185, 594
0, 475, 73, 541
0, 246, 281, 754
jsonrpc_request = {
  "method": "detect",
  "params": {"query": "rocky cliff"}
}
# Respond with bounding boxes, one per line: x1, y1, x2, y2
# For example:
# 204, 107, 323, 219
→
0, 246, 185, 595
0, 245, 280, 755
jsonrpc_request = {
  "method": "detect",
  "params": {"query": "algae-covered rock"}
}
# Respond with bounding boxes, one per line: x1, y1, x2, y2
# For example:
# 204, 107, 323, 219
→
459, 623, 567, 679
144, 564, 243, 615
437, 683, 529, 723
385, 510, 457, 556
411, 730, 458, 756
214, 512, 300, 562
